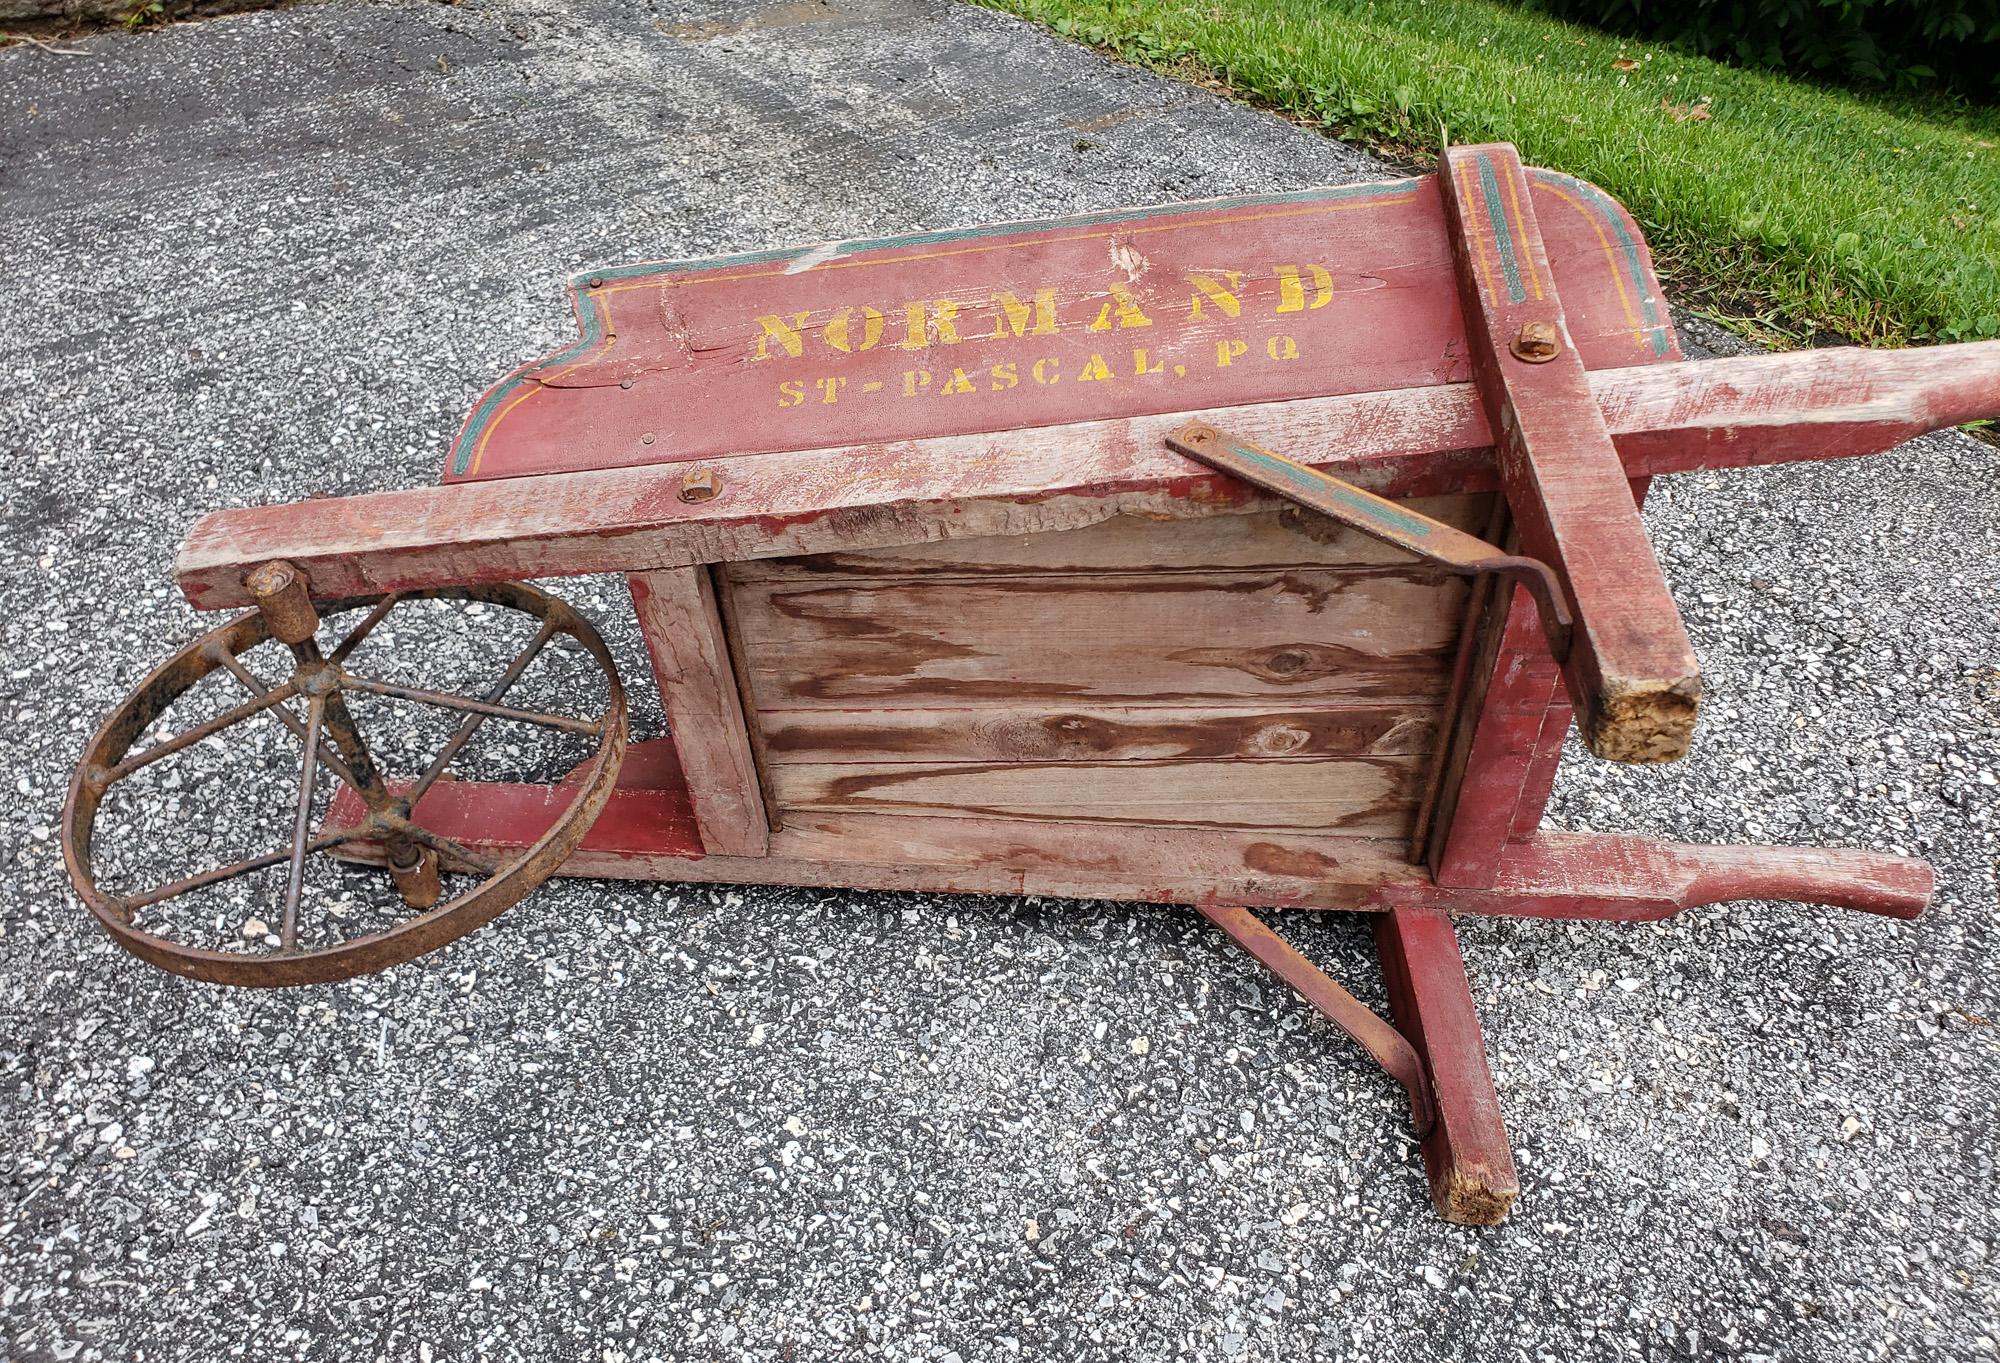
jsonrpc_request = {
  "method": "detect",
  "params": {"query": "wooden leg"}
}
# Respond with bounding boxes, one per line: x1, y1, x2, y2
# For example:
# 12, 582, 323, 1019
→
1373, 906, 1519, 1225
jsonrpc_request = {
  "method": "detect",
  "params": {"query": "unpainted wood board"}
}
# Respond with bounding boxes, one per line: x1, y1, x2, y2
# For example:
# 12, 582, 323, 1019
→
726, 496, 1496, 581
757, 702, 1439, 764
728, 568, 1471, 708
765, 754, 1424, 832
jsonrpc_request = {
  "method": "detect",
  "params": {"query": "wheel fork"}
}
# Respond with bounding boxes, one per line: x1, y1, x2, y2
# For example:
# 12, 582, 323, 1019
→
243, 560, 441, 910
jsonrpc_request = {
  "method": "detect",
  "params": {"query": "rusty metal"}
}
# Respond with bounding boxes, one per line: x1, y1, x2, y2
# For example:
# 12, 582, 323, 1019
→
387, 844, 442, 910
678, 467, 722, 503
338, 675, 603, 734
1197, 905, 1436, 1137
243, 559, 320, 644
1166, 422, 1575, 663
1510, 320, 1561, 363
326, 593, 399, 666
404, 617, 561, 808
280, 695, 327, 948
60, 583, 628, 987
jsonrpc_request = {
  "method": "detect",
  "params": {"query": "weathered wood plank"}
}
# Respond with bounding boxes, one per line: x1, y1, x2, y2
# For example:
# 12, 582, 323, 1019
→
176, 341, 2000, 609
373, 780, 1933, 920
728, 497, 1494, 580
1439, 144, 1700, 763
1373, 906, 1520, 1224
1426, 584, 1563, 886
757, 701, 1438, 764
626, 568, 770, 857
726, 569, 1470, 708
765, 754, 1424, 832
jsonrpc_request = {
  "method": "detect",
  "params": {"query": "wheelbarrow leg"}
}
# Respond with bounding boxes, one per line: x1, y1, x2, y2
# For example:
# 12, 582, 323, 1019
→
1373, 906, 1520, 1224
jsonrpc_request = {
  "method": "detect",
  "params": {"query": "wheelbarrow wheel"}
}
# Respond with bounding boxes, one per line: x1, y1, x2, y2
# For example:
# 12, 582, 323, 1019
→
61, 572, 627, 987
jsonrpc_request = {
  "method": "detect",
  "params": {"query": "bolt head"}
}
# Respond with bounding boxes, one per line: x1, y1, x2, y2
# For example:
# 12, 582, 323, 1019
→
678, 468, 721, 504
1510, 321, 1560, 363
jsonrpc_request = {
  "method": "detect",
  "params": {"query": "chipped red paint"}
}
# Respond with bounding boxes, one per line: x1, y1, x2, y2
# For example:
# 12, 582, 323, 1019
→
448, 172, 1673, 483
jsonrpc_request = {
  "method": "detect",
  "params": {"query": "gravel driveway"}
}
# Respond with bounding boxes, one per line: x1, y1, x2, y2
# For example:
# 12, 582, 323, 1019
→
2, 1, 1996, 1359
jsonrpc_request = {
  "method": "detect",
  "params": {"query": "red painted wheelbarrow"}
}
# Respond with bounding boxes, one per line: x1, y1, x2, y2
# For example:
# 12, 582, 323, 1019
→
65, 145, 1998, 1222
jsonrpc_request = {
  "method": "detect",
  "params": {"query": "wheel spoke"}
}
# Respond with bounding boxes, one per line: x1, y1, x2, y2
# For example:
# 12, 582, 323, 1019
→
339, 673, 600, 735
327, 594, 401, 666
109, 682, 300, 782
211, 649, 362, 792
279, 697, 326, 949
121, 831, 361, 913
400, 824, 501, 877
404, 618, 561, 806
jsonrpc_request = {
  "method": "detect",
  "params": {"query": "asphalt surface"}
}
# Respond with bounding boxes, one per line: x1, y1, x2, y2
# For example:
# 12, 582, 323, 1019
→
3, 1, 1997, 1359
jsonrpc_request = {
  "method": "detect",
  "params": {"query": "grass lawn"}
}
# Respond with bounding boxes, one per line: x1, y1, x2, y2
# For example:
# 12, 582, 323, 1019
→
975, 0, 2000, 348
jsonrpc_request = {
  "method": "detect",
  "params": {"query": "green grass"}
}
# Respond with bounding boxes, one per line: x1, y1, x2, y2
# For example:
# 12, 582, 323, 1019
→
975, 0, 2000, 347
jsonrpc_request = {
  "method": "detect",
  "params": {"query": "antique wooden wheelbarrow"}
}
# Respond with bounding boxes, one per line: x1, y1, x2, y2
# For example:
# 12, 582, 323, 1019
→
65, 145, 1999, 1223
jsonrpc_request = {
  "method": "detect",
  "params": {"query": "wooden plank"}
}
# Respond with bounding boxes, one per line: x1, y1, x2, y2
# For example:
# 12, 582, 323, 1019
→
726, 568, 1469, 709
1425, 584, 1563, 885
1439, 143, 1700, 762
765, 755, 1424, 832
1373, 906, 1520, 1224
626, 568, 770, 857
176, 341, 2000, 609
372, 780, 1932, 920
1508, 699, 1573, 843
757, 701, 1439, 764
445, 171, 1668, 484
728, 497, 1494, 580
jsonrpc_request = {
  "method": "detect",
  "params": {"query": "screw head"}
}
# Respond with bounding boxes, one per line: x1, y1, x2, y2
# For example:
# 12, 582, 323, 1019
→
640, 432, 656, 446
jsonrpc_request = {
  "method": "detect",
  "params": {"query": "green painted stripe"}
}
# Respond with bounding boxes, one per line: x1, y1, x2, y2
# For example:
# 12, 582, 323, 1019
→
1476, 155, 1528, 306
1528, 169, 1672, 357
447, 179, 1426, 477
1226, 444, 1434, 539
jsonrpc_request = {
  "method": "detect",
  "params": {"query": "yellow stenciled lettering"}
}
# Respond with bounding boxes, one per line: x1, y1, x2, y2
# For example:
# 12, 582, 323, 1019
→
1131, 348, 1163, 377
1274, 264, 1334, 314
1077, 353, 1113, 382
903, 369, 933, 397
825, 305, 885, 354
777, 380, 805, 408
988, 288, 1059, 339
1215, 339, 1248, 367
899, 298, 963, 349
1032, 357, 1060, 385
942, 367, 976, 395
1266, 335, 1300, 361
1187, 272, 1243, 320
817, 376, 848, 403
752, 311, 810, 361
991, 361, 1019, 391
1087, 282, 1152, 333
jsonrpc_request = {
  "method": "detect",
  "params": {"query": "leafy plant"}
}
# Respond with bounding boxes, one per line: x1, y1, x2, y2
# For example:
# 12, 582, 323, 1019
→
1518, 0, 2000, 98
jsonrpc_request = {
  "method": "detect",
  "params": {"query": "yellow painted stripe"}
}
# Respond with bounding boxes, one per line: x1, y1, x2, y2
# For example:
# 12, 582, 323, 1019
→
1533, 181, 1646, 351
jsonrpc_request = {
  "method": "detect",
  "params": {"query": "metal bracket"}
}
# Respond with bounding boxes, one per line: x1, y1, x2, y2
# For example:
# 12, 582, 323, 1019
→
1164, 421, 1575, 664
